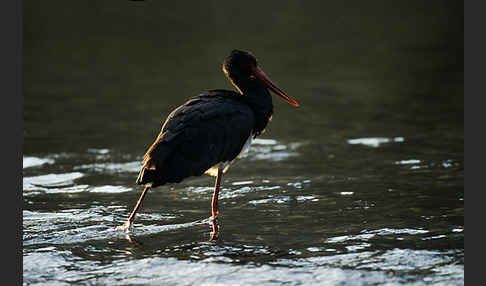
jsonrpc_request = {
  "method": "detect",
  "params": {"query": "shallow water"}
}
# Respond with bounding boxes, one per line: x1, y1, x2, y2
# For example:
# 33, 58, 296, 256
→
24, 1, 463, 285
23, 134, 463, 285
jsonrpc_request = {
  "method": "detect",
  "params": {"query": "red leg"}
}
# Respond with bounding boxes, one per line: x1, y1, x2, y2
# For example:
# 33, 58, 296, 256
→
116, 185, 151, 232
210, 167, 223, 241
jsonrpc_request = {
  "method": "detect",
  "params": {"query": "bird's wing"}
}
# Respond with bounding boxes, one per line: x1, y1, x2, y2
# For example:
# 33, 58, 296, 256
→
137, 94, 255, 187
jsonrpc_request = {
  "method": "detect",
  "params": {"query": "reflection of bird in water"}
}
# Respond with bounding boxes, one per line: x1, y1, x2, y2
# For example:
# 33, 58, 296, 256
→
117, 50, 299, 240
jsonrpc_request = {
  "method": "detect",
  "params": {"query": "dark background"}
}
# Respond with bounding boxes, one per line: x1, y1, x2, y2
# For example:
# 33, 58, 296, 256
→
24, 1, 463, 155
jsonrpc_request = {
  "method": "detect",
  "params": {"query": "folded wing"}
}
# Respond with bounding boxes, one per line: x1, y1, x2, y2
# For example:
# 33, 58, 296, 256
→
136, 93, 255, 187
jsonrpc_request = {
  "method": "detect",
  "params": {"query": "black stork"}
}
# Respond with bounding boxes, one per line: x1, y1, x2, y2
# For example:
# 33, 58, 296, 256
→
117, 50, 299, 240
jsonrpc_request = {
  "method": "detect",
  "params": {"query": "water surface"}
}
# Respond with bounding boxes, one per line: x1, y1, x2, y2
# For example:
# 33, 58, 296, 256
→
23, 1, 463, 285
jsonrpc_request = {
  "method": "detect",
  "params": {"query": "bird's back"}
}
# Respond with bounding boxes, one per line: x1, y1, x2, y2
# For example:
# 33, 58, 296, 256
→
136, 90, 255, 188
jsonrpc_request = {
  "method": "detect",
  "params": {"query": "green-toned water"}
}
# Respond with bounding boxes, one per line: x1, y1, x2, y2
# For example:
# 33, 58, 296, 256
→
23, 1, 463, 285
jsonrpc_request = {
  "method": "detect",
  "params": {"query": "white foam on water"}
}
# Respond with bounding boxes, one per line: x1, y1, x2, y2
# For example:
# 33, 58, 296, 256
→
23, 156, 54, 168
23, 172, 85, 190
347, 137, 404, 147
253, 138, 277, 145
74, 161, 141, 173
395, 159, 421, 165
89, 185, 133, 193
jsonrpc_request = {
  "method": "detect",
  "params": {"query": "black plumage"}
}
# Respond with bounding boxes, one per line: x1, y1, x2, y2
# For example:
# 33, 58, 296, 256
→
117, 50, 299, 240
136, 89, 272, 187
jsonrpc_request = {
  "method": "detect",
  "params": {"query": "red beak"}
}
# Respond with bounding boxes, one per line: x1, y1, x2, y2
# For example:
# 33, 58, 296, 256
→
251, 66, 300, 107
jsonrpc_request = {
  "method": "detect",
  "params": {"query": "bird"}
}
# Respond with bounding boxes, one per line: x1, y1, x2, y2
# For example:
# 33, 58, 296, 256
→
116, 49, 299, 240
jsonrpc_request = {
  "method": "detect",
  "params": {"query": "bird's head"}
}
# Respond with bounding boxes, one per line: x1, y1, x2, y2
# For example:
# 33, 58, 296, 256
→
223, 50, 299, 107
223, 50, 258, 81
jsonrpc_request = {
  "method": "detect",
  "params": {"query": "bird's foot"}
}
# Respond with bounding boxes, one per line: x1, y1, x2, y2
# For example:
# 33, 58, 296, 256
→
115, 220, 133, 233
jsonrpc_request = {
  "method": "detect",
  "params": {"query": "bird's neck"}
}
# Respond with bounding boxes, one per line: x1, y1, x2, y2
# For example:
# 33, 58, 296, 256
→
232, 78, 274, 137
